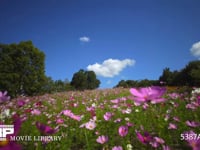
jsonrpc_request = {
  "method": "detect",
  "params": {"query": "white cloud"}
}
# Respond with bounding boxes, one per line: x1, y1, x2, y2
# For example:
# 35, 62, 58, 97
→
79, 36, 90, 42
87, 58, 135, 77
190, 41, 200, 58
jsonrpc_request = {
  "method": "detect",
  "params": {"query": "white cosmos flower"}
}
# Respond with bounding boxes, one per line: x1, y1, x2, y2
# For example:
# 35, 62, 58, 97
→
125, 108, 132, 114
125, 117, 130, 121
135, 109, 139, 112
0, 109, 11, 121
127, 144, 133, 150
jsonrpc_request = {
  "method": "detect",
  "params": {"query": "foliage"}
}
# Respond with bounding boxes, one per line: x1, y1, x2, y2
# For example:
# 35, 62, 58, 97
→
42, 77, 74, 93
0, 41, 46, 97
115, 79, 159, 88
159, 68, 175, 85
181, 60, 200, 86
116, 60, 200, 88
159, 60, 200, 86
71, 69, 100, 90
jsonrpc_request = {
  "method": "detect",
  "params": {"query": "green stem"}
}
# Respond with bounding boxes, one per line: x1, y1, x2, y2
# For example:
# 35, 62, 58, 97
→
84, 130, 90, 150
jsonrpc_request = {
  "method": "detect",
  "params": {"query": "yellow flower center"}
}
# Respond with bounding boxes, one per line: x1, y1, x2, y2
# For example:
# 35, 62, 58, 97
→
0, 138, 9, 147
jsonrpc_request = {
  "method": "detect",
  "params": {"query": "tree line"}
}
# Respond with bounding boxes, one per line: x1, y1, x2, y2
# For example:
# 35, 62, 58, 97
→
1, 41, 200, 97
0, 41, 100, 97
115, 60, 200, 88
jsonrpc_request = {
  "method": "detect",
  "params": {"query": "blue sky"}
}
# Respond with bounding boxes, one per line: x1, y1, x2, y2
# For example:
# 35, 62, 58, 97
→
0, 0, 200, 88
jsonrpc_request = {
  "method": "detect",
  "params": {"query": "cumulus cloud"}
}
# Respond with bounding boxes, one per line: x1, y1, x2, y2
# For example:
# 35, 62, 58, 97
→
87, 58, 135, 77
190, 41, 200, 58
79, 36, 90, 42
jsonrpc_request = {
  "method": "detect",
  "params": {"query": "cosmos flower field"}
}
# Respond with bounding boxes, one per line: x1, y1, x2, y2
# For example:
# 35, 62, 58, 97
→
0, 86, 200, 150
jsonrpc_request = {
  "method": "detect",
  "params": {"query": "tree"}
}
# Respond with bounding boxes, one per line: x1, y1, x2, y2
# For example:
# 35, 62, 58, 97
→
115, 80, 129, 88
136, 79, 158, 87
85, 71, 100, 89
42, 76, 55, 93
42, 77, 73, 93
115, 79, 159, 88
0, 41, 46, 97
71, 69, 100, 90
159, 60, 200, 86
181, 60, 200, 86
54, 80, 67, 92
71, 69, 87, 90
159, 68, 174, 85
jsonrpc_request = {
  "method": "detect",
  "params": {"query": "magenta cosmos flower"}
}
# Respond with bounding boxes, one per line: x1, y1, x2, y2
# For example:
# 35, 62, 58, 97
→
118, 125, 128, 137
17, 99, 26, 107
36, 122, 57, 135
130, 86, 166, 104
184, 130, 200, 150
136, 131, 153, 144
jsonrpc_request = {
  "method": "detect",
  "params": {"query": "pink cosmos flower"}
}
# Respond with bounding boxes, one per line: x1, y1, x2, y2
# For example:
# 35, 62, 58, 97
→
85, 121, 96, 130
103, 112, 113, 121
111, 99, 121, 104
164, 114, 170, 121
62, 109, 81, 121
122, 108, 132, 114
56, 118, 64, 124
150, 136, 165, 148
168, 123, 177, 129
126, 122, 134, 127
168, 93, 180, 99
31, 109, 41, 115
143, 103, 149, 110
63, 109, 73, 116
17, 99, 26, 107
136, 131, 152, 144
154, 137, 165, 144
0, 91, 10, 103
73, 103, 78, 107
118, 125, 128, 137
112, 146, 123, 150
173, 116, 180, 122
87, 106, 96, 117
186, 120, 200, 127
186, 102, 198, 110
86, 106, 95, 112
130, 86, 166, 104
96, 135, 108, 144
70, 114, 81, 121
114, 118, 122, 123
